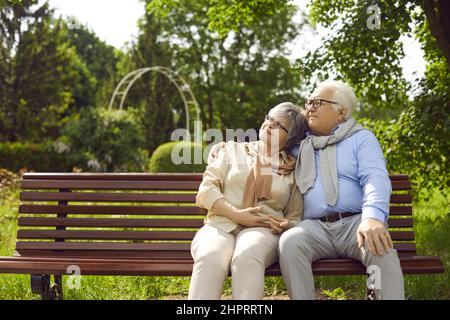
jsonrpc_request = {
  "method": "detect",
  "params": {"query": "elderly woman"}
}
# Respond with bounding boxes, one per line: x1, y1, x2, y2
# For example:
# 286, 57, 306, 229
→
188, 102, 308, 300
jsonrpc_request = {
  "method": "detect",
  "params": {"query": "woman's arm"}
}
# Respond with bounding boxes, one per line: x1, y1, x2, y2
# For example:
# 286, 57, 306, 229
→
268, 185, 303, 234
197, 142, 271, 228
211, 199, 271, 228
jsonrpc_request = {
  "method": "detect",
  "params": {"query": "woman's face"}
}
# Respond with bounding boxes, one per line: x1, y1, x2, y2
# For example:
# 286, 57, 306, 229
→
259, 112, 289, 150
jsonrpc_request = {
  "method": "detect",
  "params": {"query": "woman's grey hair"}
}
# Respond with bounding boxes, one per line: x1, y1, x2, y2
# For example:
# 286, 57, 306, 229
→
315, 80, 357, 119
268, 102, 308, 150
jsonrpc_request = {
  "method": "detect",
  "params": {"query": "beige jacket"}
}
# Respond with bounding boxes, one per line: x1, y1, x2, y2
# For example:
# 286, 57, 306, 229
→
196, 141, 304, 233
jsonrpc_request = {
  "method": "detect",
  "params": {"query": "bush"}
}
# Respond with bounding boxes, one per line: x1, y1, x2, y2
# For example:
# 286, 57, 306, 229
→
359, 114, 449, 200
0, 141, 70, 172
149, 141, 207, 173
60, 107, 149, 172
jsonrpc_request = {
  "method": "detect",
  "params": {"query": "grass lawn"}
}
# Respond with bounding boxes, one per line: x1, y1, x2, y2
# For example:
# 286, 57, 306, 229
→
0, 188, 448, 300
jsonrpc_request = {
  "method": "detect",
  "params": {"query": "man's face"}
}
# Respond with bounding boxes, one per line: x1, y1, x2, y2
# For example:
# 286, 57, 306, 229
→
306, 85, 345, 136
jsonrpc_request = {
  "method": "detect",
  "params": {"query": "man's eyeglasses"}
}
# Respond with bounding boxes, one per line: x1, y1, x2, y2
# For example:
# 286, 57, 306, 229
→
265, 115, 289, 133
305, 98, 339, 110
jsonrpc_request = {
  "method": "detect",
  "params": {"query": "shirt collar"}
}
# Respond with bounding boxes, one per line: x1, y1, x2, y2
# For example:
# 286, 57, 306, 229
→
306, 124, 340, 137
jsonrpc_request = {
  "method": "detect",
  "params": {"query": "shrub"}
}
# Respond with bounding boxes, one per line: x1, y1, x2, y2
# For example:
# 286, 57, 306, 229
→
60, 107, 149, 172
0, 141, 70, 172
149, 141, 207, 173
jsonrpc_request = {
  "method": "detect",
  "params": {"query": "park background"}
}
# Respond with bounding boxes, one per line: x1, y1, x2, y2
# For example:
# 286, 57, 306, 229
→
0, 0, 448, 299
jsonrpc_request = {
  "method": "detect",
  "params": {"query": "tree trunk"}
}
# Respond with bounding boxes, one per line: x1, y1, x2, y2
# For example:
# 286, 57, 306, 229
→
423, 0, 450, 67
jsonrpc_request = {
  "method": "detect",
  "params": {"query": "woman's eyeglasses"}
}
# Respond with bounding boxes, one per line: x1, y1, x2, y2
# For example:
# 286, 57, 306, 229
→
265, 115, 289, 133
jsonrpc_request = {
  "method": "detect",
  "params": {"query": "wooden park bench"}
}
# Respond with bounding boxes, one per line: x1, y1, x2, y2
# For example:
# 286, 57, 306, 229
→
0, 173, 444, 300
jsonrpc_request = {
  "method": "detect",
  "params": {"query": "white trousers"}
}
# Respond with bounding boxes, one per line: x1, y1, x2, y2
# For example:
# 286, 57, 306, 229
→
188, 224, 279, 300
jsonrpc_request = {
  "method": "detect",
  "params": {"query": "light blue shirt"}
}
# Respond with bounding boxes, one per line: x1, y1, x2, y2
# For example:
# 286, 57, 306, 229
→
290, 127, 391, 223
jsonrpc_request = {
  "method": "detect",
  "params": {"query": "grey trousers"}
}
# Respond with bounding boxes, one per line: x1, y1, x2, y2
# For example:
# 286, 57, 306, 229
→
278, 214, 405, 300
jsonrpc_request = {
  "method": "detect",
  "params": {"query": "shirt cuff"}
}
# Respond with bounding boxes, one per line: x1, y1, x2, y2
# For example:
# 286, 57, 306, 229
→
362, 206, 387, 224
195, 190, 226, 211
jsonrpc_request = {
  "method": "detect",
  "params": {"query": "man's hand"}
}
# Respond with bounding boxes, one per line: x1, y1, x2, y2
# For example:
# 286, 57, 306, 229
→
207, 142, 226, 164
357, 218, 393, 256
267, 215, 292, 235
233, 207, 271, 228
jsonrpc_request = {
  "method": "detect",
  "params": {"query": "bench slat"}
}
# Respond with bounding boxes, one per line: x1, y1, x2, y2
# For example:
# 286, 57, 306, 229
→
18, 217, 204, 228
18, 204, 412, 221
0, 256, 442, 276
390, 194, 413, 203
17, 230, 198, 241
22, 173, 409, 181
20, 179, 412, 191
20, 191, 411, 204
15, 250, 193, 260
19, 205, 207, 216
21, 180, 201, 191
15, 242, 191, 251
14, 241, 415, 252
17, 217, 412, 232
390, 181, 412, 190
20, 192, 197, 203
16, 230, 414, 241
22, 173, 204, 181
388, 218, 413, 228
389, 206, 412, 215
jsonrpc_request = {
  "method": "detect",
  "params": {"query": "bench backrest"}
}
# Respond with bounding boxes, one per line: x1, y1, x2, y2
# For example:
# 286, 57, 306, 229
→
15, 173, 416, 259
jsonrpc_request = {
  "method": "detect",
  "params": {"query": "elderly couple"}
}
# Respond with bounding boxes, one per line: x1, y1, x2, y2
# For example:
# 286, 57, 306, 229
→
188, 80, 405, 300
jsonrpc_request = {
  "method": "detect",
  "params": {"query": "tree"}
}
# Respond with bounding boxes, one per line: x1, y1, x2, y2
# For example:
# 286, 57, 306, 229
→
65, 18, 120, 110
0, 0, 80, 142
146, 0, 305, 132
117, 11, 183, 154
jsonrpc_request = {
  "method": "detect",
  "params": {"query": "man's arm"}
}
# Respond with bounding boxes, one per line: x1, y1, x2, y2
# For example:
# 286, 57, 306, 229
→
356, 130, 392, 223
355, 130, 393, 256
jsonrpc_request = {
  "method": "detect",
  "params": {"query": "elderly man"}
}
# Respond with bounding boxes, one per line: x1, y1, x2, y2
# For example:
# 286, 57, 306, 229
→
278, 80, 404, 300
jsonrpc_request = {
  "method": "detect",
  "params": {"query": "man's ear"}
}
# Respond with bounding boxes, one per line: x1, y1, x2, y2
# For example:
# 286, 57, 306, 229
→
338, 107, 348, 121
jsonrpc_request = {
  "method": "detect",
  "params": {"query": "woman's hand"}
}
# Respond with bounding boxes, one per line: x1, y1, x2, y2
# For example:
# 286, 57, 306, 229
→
233, 207, 271, 228
267, 215, 292, 235
207, 142, 226, 164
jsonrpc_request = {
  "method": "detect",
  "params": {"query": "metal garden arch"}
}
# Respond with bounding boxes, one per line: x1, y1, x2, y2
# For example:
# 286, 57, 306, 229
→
108, 67, 200, 136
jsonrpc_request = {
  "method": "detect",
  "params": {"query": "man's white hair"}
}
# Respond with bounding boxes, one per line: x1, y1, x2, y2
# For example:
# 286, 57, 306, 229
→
316, 80, 357, 119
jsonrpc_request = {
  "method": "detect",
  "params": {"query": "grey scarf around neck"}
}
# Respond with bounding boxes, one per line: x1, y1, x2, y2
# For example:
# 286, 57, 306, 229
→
295, 117, 365, 206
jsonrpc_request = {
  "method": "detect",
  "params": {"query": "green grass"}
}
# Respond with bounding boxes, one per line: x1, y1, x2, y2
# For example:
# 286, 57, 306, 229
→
0, 189, 448, 300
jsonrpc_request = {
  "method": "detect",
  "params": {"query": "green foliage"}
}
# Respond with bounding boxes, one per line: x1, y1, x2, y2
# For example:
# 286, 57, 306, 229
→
60, 107, 149, 172
360, 111, 449, 200
149, 141, 206, 173
0, 2, 81, 142
65, 18, 120, 109
147, 0, 292, 38
298, 1, 415, 110
0, 141, 70, 172
321, 287, 347, 300
119, 12, 181, 155
143, 0, 304, 132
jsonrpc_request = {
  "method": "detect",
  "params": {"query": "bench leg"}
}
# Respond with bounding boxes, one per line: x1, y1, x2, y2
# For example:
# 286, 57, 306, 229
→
366, 288, 377, 300
30, 275, 64, 300
52, 275, 64, 300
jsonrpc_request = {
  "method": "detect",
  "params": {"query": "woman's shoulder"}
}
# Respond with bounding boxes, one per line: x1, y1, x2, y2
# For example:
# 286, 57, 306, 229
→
220, 141, 258, 161
222, 140, 257, 151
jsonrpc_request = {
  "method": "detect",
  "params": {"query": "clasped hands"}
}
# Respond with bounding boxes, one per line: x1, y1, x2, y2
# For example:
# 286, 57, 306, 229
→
233, 206, 292, 235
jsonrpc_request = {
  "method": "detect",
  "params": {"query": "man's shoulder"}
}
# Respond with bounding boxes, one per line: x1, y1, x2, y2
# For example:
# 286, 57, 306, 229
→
349, 128, 379, 144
